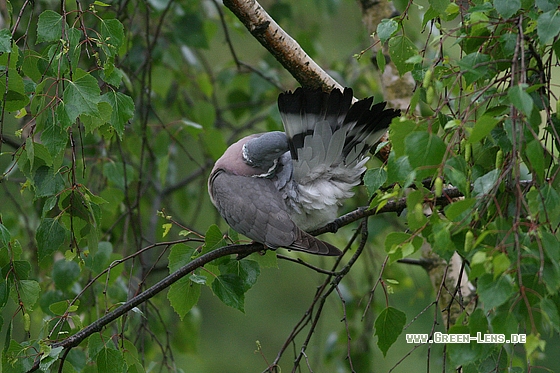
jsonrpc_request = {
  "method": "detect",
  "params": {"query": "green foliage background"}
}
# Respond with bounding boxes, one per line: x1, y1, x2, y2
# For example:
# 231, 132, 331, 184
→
0, 0, 560, 371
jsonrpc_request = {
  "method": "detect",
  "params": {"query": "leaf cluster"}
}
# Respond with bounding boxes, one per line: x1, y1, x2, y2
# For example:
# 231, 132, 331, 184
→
364, 0, 560, 369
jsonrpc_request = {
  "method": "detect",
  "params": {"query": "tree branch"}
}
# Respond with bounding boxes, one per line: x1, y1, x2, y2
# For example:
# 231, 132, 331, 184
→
27, 243, 264, 373
311, 183, 466, 236
222, 0, 343, 91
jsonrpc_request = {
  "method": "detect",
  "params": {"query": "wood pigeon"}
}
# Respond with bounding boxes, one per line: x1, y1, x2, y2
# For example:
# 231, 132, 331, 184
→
208, 87, 400, 256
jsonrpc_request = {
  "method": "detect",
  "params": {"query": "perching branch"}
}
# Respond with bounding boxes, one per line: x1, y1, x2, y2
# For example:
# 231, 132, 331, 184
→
311, 183, 466, 236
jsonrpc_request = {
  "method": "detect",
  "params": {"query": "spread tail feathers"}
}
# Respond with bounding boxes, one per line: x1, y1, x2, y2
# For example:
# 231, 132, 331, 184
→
278, 87, 400, 168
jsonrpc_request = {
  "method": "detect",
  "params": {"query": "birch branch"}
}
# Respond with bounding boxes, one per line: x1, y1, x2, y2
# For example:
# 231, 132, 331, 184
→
222, 0, 343, 91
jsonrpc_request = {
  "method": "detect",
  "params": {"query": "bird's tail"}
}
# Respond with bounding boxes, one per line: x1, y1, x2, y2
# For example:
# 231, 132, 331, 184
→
287, 228, 342, 256
278, 87, 400, 179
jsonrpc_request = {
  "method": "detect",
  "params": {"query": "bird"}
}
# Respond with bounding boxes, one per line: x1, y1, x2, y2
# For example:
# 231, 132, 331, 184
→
208, 87, 400, 256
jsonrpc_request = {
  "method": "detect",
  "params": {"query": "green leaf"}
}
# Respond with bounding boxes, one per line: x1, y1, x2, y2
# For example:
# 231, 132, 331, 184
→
494, 0, 520, 19
508, 84, 533, 116
87, 334, 106, 361
203, 127, 227, 160
536, 0, 559, 12
525, 334, 546, 357
540, 298, 560, 332
59, 190, 91, 222
25, 137, 34, 171
491, 309, 518, 335
0, 68, 29, 112
211, 274, 245, 312
444, 156, 469, 195
12, 261, 31, 280
422, 7, 440, 27
458, 53, 490, 85
473, 169, 499, 196
444, 198, 476, 222
374, 307, 406, 356
67, 27, 82, 71
428, 0, 450, 19
477, 273, 515, 310
388, 35, 418, 75
49, 300, 78, 316
470, 252, 488, 278
429, 0, 450, 15
102, 161, 136, 190
525, 140, 545, 181
168, 244, 195, 273
36, 218, 68, 262
468, 115, 500, 144
406, 190, 428, 230
389, 119, 418, 157
101, 91, 135, 138
52, 260, 80, 291
203, 224, 227, 254
446, 325, 482, 366
87, 241, 113, 274
101, 63, 125, 87
384, 232, 423, 262
543, 185, 560, 225
100, 19, 124, 57
0, 29, 11, 53
36, 10, 63, 44
0, 28, 12, 54
39, 346, 63, 372
376, 48, 386, 73
0, 280, 9, 309
41, 121, 68, 157
97, 348, 125, 373
377, 19, 399, 43
541, 230, 560, 262
386, 153, 415, 187
168, 277, 201, 320
404, 132, 446, 179
62, 70, 101, 123
429, 220, 455, 260
363, 168, 387, 197
492, 253, 511, 277
0, 224, 10, 248
81, 101, 112, 134
2, 339, 29, 373
190, 274, 207, 284
17, 280, 40, 311
222, 259, 260, 291
538, 10, 560, 44
33, 166, 65, 198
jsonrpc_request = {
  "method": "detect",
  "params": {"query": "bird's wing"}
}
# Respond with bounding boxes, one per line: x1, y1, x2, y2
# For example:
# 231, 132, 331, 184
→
210, 171, 296, 248
209, 170, 340, 256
